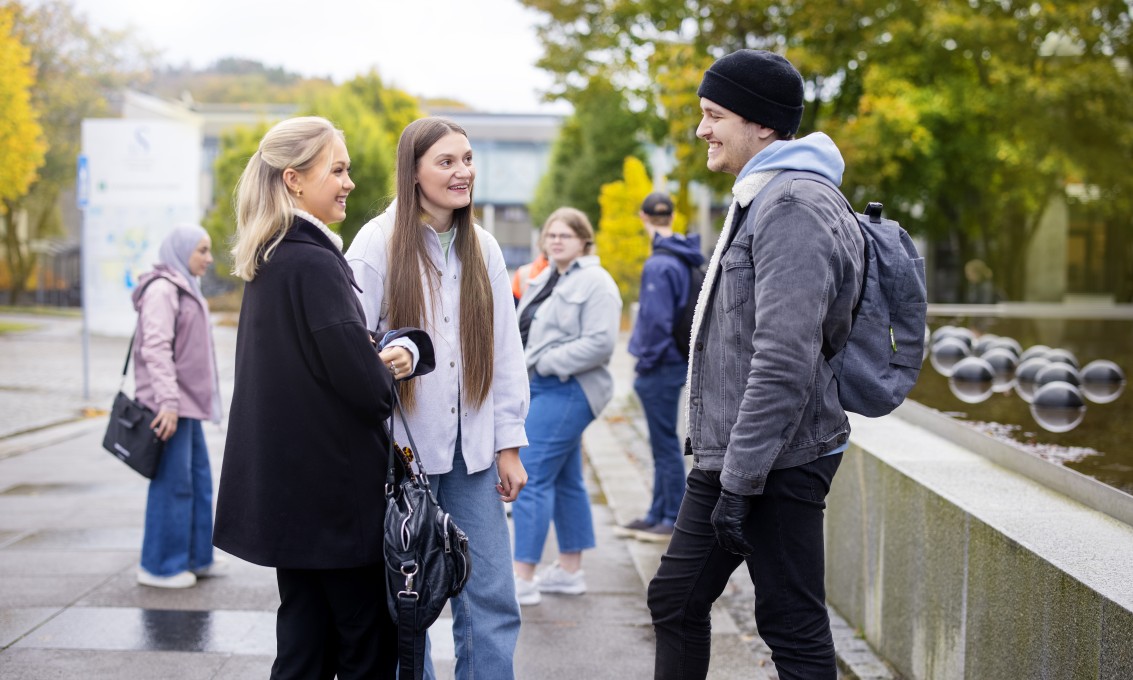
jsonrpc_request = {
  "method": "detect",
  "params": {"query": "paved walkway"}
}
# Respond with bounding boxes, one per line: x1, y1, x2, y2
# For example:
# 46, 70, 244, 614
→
0, 311, 885, 678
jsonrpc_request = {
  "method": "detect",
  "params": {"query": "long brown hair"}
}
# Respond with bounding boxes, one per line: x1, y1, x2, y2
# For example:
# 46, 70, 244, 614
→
388, 117, 494, 410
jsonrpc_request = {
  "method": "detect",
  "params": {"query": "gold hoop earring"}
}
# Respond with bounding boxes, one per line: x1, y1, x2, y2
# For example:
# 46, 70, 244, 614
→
295, 188, 303, 197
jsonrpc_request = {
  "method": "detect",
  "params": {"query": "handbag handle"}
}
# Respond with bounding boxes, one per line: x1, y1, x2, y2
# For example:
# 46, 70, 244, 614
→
384, 378, 435, 492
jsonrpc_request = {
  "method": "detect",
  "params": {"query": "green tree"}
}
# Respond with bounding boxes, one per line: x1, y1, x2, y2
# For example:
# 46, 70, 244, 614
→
529, 76, 647, 229
595, 157, 688, 304
2, 0, 154, 303
522, 0, 1133, 301
202, 123, 268, 279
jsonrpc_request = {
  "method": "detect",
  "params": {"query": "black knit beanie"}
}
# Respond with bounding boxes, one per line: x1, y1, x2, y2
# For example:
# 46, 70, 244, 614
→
697, 49, 805, 135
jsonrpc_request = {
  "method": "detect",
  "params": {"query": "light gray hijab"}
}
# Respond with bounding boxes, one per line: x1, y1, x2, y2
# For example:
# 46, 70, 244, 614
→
158, 224, 208, 300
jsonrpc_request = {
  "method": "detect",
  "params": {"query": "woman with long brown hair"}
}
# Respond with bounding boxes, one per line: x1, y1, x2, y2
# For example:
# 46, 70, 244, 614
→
345, 116, 529, 680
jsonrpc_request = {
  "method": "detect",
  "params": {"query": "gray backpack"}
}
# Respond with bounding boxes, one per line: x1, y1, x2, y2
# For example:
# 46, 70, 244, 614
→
772, 171, 928, 417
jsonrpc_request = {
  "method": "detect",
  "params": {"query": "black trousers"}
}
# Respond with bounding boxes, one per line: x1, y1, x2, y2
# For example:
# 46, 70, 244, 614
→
271, 565, 397, 680
647, 454, 842, 680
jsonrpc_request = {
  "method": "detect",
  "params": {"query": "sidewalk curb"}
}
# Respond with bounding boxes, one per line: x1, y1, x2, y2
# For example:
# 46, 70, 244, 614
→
0, 417, 104, 461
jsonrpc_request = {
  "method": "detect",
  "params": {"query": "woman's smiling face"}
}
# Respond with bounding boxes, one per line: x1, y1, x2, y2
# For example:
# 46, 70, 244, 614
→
293, 135, 354, 225
415, 131, 475, 226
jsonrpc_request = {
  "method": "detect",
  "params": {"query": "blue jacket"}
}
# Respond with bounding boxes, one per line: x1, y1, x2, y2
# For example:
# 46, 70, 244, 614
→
628, 233, 704, 373
686, 133, 865, 495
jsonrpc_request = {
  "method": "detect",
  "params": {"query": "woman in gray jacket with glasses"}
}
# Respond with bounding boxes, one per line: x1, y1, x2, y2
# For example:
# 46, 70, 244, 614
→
511, 207, 622, 606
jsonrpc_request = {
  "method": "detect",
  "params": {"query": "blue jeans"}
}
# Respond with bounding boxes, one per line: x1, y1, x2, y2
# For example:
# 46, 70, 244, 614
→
512, 374, 596, 564
634, 362, 688, 526
423, 440, 521, 680
141, 418, 214, 576
647, 455, 842, 680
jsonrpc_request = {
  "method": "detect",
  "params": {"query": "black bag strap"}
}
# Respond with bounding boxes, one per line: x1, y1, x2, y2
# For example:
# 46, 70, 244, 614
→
397, 596, 426, 680
383, 378, 435, 680
119, 276, 179, 391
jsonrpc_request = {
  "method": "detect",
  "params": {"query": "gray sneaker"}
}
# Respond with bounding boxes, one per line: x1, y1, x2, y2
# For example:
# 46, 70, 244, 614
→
537, 563, 587, 595
634, 523, 675, 543
613, 518, 654, 538
515, 574, 541, 606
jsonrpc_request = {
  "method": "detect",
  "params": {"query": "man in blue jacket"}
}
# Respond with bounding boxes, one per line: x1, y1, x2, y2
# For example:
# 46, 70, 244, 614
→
619, 192, 704, 542
646, 50, 865, 680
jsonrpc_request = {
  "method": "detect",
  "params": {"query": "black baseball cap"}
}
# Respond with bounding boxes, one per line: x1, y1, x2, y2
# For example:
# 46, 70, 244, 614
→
641, 192, 674, 217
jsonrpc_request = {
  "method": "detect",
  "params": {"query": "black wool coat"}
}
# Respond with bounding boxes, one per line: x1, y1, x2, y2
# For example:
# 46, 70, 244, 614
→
214, 217, 433, 569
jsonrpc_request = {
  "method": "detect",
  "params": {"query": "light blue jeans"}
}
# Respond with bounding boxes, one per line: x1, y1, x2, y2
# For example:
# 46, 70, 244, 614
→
140, 418, 214, 576
423, 440, 521, 680
512, 374, 596, 565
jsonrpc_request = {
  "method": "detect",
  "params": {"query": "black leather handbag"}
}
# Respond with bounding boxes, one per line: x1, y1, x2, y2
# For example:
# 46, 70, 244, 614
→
383, 391, 471, 680
102, 339, 164, 478
101, 278, 170, 479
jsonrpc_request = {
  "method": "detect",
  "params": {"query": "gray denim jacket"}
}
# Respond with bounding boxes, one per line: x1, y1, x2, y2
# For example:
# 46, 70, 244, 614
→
687, 171, 865, 495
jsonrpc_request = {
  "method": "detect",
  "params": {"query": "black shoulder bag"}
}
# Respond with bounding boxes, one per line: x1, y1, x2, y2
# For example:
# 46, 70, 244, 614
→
383, 390, 472, 680
101, 277, 176, 478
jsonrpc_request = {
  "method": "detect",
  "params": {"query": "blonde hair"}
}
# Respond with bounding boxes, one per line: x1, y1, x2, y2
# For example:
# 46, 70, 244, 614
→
543, 207, 595, 255
388, 117, 494, 411
231, 116, 343, 281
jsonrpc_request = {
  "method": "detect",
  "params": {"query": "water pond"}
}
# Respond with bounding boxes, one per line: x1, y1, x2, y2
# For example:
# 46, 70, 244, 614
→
912, 315, 1132, 496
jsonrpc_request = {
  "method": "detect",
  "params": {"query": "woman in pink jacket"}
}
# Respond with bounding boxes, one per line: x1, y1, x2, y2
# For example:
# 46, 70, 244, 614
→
132, 224, 221, 589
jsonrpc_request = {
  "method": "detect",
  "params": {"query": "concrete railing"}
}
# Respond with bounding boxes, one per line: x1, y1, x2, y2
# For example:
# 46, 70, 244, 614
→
826, 405, 1133, 679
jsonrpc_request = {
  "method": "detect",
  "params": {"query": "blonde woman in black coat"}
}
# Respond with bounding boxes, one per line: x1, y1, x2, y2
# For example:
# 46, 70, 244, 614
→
213, 116, 432, 680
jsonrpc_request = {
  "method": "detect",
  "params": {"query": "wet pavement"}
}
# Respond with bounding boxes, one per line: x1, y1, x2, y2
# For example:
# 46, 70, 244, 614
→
0, 311, 883, 678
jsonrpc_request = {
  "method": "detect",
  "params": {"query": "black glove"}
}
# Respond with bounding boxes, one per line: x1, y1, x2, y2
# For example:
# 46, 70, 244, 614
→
711, 489, 754, 556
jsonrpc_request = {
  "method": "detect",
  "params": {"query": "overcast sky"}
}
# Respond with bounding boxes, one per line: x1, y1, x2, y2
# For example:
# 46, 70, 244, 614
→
65, 0, 570, 114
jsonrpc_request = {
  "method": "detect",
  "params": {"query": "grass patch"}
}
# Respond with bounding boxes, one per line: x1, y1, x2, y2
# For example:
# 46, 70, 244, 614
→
0, 321, 38, 335
0, 305, 81, 317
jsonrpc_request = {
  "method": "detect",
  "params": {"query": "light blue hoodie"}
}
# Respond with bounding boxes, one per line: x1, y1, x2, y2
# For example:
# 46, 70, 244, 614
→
738, 132, 846, 186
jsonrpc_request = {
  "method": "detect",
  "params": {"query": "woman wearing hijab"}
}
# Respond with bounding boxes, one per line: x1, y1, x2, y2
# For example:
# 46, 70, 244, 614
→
132, 224, 221, 589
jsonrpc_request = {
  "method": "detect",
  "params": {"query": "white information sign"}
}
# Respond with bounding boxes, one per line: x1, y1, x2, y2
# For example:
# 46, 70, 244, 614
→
80, 120, 201, 336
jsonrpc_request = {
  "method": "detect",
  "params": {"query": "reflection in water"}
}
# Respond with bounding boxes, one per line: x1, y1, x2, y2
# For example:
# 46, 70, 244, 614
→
982, 348, 1019, 393
1014, 357, 1050, 403
1036, 362, 1081, 388
948, 357, 994, 404
1019, 344, 1051, 363
140, 609, 212, 652
1030, 382, 1087, 433
1045, 348, 1080, 369
1080, 360, 1127, 404
930, 337, 970, 377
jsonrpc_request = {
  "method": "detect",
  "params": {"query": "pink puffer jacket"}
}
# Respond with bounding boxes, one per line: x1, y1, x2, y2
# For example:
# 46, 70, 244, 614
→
131, 266, 218, 421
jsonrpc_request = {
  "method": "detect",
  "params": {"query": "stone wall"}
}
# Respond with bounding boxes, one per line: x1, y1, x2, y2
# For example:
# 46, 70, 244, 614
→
826, 407, 1133, 679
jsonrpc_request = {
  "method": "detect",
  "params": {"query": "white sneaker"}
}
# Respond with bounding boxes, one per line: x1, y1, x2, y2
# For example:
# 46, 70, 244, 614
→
536, 564, 587, 595
137, 568, 197, 589
192, 555, 228, 578
515, 574, 541, 606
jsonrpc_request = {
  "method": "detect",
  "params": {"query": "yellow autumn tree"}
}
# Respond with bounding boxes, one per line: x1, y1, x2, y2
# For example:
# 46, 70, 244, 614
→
0, 5, 45, 209
596, 157, 687, 305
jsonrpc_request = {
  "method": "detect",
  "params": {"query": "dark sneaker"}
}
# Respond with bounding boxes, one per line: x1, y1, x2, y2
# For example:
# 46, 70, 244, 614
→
634, 523, 675, 543
613, 518, 654, 538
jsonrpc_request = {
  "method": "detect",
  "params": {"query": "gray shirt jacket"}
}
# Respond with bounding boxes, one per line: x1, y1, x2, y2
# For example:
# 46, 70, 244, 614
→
518, 255, 623, 418
687, 171, 864, 496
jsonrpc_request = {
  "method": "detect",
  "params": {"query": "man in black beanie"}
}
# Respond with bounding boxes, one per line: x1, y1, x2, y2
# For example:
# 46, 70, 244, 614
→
647, 49, 865, 680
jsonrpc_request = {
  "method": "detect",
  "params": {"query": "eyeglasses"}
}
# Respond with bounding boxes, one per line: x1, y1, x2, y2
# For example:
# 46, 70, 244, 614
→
544, 232, 579, 242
